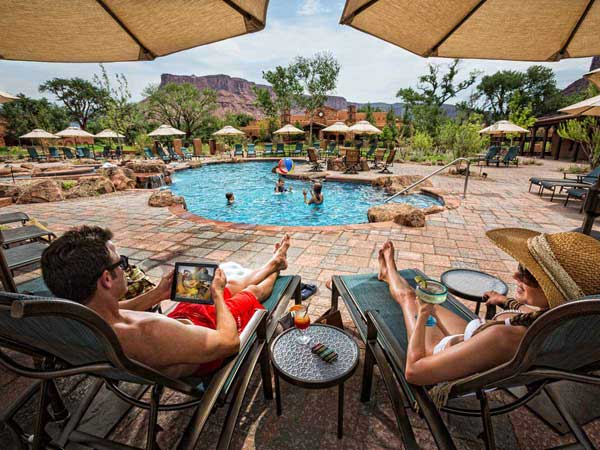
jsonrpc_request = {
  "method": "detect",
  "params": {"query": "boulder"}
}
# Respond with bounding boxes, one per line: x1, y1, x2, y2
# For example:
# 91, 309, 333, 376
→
148, 190, 186, 209
423, 205, 445, 215
0, 183, 23, 200
0, 167, 30, 177
20, 163, 34, 170
367, 203, 426, 227
64, 176, 116, 199
99, 166, 136, 191
327, 158, 345, 171
16, 180, 64, 204
371, 175, 432, 195
73, 158, 97, 165
124, 160, 168, 175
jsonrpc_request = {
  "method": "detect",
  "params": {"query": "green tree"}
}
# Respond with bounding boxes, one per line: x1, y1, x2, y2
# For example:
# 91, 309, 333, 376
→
411, 131, 434, 156
253, 87, 279, 135
0, 95, 69, 142
558, 118, 600, 168
397, 59, 479, 136
224, 112, 254, 128
521, 66, 562, 116
39, 77, 109, 130
475, 70, 524, 121
292, 52, 341, 144
256, 65, 302, 120
142, 82, 218, 138
438, 114, 488, 161
385, 107, 398, 141
358, 103, 382, 112
360, 103, 376, 125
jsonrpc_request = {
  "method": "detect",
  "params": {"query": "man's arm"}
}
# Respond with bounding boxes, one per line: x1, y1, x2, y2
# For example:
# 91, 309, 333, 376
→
119, 270, 173, 311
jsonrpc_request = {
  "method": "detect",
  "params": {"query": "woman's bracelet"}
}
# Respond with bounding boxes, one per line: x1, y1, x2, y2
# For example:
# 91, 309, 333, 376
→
502, 297, 522, 311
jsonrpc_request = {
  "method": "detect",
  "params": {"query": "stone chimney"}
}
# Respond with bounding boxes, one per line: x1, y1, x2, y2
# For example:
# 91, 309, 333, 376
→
281, 109, 291, 125
348, 105, 356, 124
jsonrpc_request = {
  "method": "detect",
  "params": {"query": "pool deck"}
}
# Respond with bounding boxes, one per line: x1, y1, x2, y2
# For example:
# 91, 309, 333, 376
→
2, 157, 599, 449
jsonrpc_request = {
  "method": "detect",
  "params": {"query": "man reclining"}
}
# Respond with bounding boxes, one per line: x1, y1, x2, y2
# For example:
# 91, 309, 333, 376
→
41, 225, 290, 378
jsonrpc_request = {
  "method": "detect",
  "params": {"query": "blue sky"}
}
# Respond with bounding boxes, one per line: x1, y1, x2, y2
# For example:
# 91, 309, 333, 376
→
0, 0, 593, 105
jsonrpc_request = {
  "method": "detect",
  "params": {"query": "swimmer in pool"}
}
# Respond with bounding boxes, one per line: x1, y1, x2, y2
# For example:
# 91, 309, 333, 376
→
303, 182, 323, 205
275, 178, 286, 193
225, 192, 235, 205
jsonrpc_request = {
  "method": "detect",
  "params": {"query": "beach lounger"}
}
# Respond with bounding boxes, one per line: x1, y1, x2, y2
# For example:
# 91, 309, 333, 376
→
102, 145, 113, 159
74, 147, 86, 159
497, 146, 519, 167
365, 144, 377, 160
307, 148, 324, 172
155, 146, 171, 163
144, 147, 156, 160
293, 143, 303, 157
326, 141, 336, 158
115, 146, 123, 159
533, 166, 600, 198
48, 147, 62, 160
379, 148, 397, 174
167, 146, 181, 161
263, 143, 273, 157
234, 143, 244, 157
477, 146, 500, 166
246, 144, 256, 158
61, 147, 75, 159
181, 147, 193, 160
0, 275, 301, 450
326, 270, 600, 450
344, 148, 361, 174
371, 149, 385, 169
565, 187, 587, 211
26, 147, 46, 162
275, 143, 285, 157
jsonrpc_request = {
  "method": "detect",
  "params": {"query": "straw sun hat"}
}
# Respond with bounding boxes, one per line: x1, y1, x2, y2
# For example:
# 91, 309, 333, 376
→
486, 229, 600, 308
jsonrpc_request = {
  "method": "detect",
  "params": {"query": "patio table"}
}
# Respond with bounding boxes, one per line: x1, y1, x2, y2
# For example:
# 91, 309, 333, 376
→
441, 268, 508, 316
270, 324, 358, 438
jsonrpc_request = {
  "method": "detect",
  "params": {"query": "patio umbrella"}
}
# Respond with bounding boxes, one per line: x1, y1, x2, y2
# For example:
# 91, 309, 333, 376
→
584, 68, 600, 88
479, 120, 529, 135
0, 0, 269, 62
148, 124, 186, 137
340, 0, 600, 61
322, 121, 350, 150
273, 124, 305, 153
213, 125, 246, 152
349, 120, 382, 148
94, 129, 125, 139
0, 90, 18, 104
56, 126, 95, 147
559, 94, 600, 116
19, 128, 59, 153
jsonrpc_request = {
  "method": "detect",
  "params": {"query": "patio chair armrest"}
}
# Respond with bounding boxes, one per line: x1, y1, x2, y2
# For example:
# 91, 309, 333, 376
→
239, 308, 268, 347
365, 309, 407, 367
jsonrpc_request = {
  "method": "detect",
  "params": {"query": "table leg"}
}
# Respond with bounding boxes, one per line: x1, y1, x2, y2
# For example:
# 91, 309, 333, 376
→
274, 372, 282, 416
475, 302, 481, 316
337, 382, 344, 439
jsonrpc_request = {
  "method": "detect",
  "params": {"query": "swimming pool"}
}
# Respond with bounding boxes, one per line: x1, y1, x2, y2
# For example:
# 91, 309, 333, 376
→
170, 161, 443, 227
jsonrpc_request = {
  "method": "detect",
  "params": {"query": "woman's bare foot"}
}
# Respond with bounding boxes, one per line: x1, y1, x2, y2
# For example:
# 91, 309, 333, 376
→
377, 248, 389, 282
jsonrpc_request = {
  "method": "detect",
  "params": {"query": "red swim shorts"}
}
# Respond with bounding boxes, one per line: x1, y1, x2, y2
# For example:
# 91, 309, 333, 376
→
167, 287, 264, 376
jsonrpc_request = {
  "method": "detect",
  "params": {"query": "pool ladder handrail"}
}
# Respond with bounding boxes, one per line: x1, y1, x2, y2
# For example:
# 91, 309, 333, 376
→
384, 157, 474, 203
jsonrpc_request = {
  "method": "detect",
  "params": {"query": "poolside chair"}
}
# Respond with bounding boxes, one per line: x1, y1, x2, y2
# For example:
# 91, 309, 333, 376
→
293, 142, 303, 157
0, 236, 49, 293
115, 145, 123, 159
275, 143, 285, 157
365, 144, 377, 161
378, 148, 397, 174
326, 270, 600, 450
326, 141, 336, 158
61, 147, 75, 160
155, 146, 171, 163
181, 147, 193, 160
0, 212, 55, 248
167, 146, 181, 161
0, 275, 301, 450
246, 143, 256, 158
26, 147, 46, 162
48, 147, 62, 160
492, 146, 519, 167
234, 143, 244, 158
307, 148, 324, 172
102, 145, 113, 159
344, 148, 361, 174
144, 147, 157, 160
564, 187, 587, 211
74, 147, 86, 159
371, 149, 386, 169
477, 146, 501, 166
530, 166, 600, 195
263, 143, 273, 157
313, 141, 320, 151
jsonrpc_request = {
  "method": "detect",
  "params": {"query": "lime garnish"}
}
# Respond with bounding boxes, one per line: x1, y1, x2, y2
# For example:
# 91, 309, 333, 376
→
414, 276, 427, 289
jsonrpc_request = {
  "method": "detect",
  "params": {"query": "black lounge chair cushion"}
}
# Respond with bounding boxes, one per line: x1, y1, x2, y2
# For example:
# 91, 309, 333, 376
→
16, 276, 53, 297
4, 241, 48, 269
567, 188, 587, 199
0, 212, 29, 225
1, 225, 53, 245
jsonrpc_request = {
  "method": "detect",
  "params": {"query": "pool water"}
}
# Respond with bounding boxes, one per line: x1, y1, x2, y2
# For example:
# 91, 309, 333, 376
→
170, 161, 443, 227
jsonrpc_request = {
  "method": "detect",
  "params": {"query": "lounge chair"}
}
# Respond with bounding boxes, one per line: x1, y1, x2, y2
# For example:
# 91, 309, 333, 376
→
292, 142, 303, 157
115, 145, 123, 159
493, 146, 519, 167
181, 147, 193, 160
371, 149, 386, 169
313, 141, 320, 151
326, 270, 600, 450
343, 148, 361, 174
365, 144, 377, 161
102, 145, 112, 159
0, 211, 54, 248
234, 143, 244, 158
530, 166, 600, 196
144, 147, 156, 160
477, 146, 500, 166
155, 146, 171, 163
307, 148, 324, 172
26, 147, 46, 162
48, 147, 62, 160
263, 143, 273, 157
0, 275, 301, 450
326, 141, 336, 158
167, 146, 181, 161
378, 148, 397, 174
564, 187, 587, 211
75, 147, 86, 159
275, 143, 285, 157
61, 147, 75, 159
246, 143, 256, 158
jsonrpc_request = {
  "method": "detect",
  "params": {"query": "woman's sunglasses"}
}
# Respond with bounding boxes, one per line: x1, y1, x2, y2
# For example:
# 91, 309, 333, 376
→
517, 264, 538, 286
105, 255, 130, 272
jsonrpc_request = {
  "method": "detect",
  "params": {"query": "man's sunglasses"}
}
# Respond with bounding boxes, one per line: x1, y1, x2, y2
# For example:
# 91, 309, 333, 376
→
105, 255, 130, 272
517, 264, 538, 286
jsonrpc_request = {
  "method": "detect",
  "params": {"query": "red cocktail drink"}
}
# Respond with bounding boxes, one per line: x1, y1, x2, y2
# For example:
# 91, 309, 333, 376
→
293, 305, 311, 344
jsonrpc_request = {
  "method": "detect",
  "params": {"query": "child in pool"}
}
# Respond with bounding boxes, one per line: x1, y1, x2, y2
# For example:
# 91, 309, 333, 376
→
226, 192, 235, 205
275, 178, 286, 193
303, 182, 323, 205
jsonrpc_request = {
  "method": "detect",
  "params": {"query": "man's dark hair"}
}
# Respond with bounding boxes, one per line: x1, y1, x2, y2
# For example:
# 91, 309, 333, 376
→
225, 192, 234, 200
42, 226, 114, 304
313, 183, 322, 195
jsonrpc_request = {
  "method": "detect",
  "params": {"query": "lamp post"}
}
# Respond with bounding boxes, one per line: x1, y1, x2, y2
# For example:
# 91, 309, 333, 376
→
4, 164, 14, 183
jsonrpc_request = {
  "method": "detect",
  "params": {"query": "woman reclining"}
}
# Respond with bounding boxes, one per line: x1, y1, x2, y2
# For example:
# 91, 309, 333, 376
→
377, 228, 600, 386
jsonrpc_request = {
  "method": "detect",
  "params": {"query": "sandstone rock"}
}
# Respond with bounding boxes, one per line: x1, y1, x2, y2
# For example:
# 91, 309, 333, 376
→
327, 158, 345, 171
371, 176, 432, 195
0, 183, 23, 200
73, 158, 97, 165
64, 176, 116, 199
99, 167, 136, 191
148, 190, 186, 209
0, 167, 30, 176
125, 160, 168, 174
367, 203, 426, 227
20, 163, 34, 170
16, 180, 64, 204
423, 205, 445, 215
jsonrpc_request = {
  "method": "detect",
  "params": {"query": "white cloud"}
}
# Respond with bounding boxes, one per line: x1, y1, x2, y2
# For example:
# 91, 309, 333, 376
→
298, 0, 324, 16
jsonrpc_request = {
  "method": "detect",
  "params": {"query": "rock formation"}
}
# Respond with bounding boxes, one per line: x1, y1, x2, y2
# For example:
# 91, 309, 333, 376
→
371, 175, 432, 195
16, 180, 64, 204
367, 203, 426, 227
148, 190, 187, 209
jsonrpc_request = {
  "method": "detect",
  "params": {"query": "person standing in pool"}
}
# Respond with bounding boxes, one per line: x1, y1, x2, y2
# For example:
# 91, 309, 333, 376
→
225, 192, 235, 205
275, 178, 286, 193
303, 182, 323, 205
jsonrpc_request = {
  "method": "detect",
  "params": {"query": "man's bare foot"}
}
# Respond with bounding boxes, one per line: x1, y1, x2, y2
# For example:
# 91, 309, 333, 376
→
273, 234, 291, 253
272, 235, 290, 271
382, 241, 397, 271
377, 248, 389, 282
326, 278, 332, 290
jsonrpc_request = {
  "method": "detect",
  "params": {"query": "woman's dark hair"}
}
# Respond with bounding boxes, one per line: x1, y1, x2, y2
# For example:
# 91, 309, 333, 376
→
313, 183, 322, 195
41, 226, 115, 304
226, 192, 234, 200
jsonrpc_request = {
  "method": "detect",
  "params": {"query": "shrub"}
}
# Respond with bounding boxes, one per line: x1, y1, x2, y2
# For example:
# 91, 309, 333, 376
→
560, 164, 590, 174
411, 131, 434, 155
61, 180, 77, 190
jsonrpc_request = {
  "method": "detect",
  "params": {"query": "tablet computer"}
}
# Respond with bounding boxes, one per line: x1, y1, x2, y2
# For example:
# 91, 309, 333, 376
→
171, 262, 218, 304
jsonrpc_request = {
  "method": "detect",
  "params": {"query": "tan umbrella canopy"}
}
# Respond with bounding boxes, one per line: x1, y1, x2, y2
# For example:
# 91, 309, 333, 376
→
349, 120, 382, 135
20, 129, 59, 139
0, 90, 18, 104
148, 124, 186, 137
273, 124, 305, 135
584, 68, 600, 88
0, 0, 269, 62
322, 121, 350, 133
559, 94, 600, 117
479, 120, 529, 135
340, 0, 600, 61
95, 129, 125, 139
212, 125, 245, 136
56, 127, 96, 138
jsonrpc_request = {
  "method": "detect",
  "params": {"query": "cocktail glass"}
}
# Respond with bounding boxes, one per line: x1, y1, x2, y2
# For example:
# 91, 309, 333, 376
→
415, 280, 448, 327
293, 305, 311, 345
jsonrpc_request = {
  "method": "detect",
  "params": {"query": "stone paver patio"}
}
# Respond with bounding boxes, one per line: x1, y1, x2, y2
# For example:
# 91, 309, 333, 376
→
1, 158, 598, 449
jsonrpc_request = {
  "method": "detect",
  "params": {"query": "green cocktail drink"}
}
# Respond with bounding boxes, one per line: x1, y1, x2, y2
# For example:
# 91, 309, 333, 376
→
415, 279, 448, 304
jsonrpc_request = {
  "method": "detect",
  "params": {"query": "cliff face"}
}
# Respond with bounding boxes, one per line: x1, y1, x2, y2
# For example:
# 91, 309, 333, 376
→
561, 56, 600, 97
